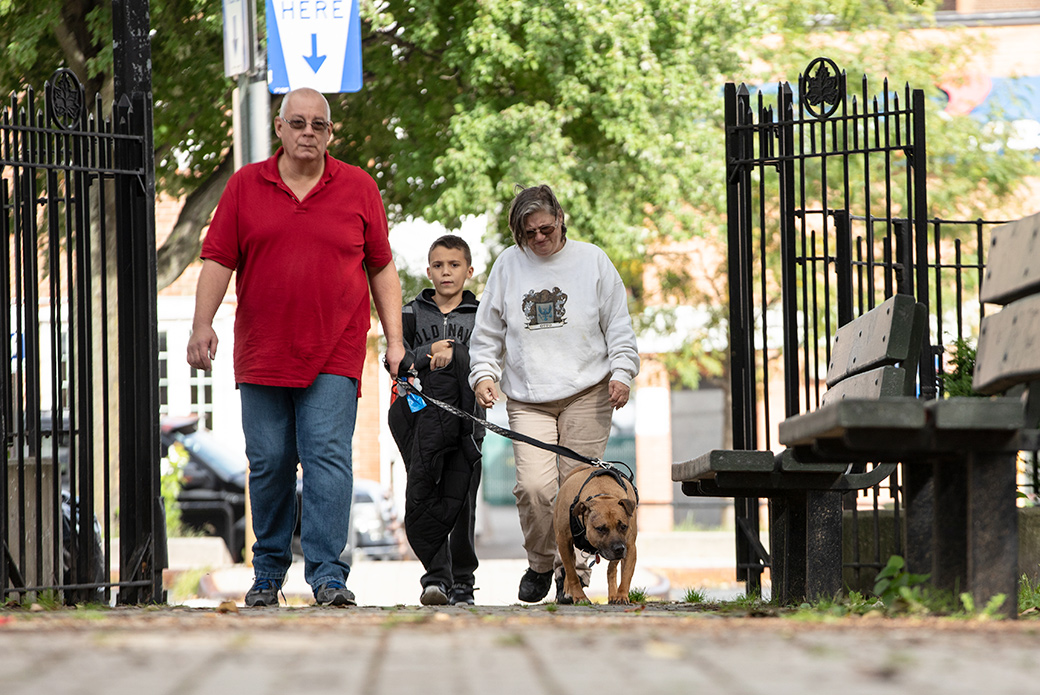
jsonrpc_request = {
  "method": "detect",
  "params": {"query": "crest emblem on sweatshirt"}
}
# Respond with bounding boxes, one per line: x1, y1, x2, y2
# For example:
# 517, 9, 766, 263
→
522, 287, 567, 329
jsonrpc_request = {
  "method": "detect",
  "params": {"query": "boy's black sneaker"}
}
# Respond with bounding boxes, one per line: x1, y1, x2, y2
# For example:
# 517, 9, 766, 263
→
448, 584, 476, 605
420, 584, 449, 606
245, 577, 282, 607
517, 568, 553, 603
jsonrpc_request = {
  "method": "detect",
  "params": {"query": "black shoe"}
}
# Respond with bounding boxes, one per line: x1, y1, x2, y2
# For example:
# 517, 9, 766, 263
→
315, 580, 356, 607
448, 584, 475, 606
420, 584, 449, 606
518, 568, 553, 603
245, 577, 282, 607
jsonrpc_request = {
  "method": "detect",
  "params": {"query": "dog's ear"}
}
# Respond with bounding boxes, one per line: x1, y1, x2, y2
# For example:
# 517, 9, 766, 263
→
574, 501, 589, 517
619, 498, 636, 516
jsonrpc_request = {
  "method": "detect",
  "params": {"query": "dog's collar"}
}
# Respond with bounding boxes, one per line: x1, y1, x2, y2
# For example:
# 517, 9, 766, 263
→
568, 467, 637, 556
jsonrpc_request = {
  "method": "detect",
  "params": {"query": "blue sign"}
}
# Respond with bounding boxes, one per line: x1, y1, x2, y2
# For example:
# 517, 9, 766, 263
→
266, 0, 362, 94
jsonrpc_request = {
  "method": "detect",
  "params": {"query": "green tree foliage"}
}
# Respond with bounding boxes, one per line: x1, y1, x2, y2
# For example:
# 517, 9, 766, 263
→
1, 0, 1034, 306
341, 0, 754, 275
0, 1, 232, 198
0, 0, 236, 287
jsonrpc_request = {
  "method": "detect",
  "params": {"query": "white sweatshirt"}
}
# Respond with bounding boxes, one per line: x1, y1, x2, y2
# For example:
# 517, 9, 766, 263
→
468, 239, 640, 403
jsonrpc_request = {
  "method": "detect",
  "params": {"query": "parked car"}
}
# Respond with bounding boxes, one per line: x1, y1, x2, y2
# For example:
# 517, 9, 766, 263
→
291, 474, 405, 562
345, 478, 404, 561
162, 416, 248, 562
162, 416, 404, 563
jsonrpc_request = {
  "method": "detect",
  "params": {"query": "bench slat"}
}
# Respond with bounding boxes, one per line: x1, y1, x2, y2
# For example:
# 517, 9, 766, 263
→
925, 397, 1025, 431
778, 398, 926, 446
671, 449, 775, 482
826, 294, 919, 386
774, 447, 848, 473
821, 365, 908, 405
979, 211, 1040, 306
973, 293, 1040, 395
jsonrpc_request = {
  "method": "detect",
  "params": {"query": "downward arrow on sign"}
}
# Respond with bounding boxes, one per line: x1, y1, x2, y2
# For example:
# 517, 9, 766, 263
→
304, 34, 326, 73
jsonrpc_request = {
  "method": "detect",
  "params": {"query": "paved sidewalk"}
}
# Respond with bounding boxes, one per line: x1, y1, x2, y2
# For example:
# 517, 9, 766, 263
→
2, 605, 1039, 695
6, 509, 1040, 694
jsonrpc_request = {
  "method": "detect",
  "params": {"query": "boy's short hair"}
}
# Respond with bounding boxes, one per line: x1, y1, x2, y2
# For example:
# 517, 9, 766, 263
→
428, 234, 472, 266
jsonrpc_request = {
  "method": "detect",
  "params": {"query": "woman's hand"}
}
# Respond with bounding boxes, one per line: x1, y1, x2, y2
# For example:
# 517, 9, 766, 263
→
474, 378, 499, 409
608, 380, 630, 410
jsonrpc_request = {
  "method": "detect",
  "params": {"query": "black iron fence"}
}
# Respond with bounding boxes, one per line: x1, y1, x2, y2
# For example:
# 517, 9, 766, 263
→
723, 57, 1038, 594
1, 65, 163, 605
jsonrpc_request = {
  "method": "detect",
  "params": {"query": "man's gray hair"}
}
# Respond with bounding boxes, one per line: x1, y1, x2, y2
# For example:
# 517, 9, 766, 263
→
278, 88, 332, 121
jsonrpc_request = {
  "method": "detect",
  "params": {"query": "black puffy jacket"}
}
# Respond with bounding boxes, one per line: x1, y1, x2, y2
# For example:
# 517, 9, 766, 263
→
388, 343, 484, 567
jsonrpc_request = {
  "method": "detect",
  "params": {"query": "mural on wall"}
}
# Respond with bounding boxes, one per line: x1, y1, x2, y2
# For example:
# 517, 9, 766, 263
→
941, 74, 1040, 150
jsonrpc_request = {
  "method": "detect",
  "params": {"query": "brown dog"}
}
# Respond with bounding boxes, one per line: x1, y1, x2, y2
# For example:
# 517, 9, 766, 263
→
553, 463, 638, 604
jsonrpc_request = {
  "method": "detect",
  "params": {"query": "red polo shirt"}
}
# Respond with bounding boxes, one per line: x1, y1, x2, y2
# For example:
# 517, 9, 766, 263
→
201, 149, 392, 389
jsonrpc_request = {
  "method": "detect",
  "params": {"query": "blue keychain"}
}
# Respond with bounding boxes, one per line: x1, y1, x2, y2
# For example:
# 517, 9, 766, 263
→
399, 377, 426, 412
406, 391, 426, 413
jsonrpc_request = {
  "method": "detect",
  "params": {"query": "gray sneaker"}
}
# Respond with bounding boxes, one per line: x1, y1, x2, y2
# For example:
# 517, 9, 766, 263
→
245, 577, 282, 607
420, 584, 449, 606
315, 580, 356, 607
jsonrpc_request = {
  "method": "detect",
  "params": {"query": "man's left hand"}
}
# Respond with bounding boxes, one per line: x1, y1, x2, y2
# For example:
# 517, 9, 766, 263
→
385, 343, 406, 380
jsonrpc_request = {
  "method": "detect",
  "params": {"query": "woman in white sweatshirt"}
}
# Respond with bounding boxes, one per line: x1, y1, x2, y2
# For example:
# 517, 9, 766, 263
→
468, 184, 640, 604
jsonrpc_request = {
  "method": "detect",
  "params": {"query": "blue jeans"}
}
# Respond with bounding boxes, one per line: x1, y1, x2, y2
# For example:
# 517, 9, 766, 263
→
239, 374, 357, 592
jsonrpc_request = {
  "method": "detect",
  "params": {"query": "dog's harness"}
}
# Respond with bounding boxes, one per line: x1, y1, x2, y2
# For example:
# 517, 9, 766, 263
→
569, 464, 639, 555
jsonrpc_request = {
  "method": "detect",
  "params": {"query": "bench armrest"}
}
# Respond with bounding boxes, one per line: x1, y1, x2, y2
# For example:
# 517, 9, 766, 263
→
672, 450, 775, 482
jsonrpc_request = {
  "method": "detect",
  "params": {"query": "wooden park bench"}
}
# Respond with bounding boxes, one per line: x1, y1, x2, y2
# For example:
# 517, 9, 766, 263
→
672, 293, 926, 604
780, 211, 1040, 618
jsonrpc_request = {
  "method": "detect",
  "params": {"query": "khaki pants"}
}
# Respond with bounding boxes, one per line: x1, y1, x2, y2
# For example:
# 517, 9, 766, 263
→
506, 379, 613, 579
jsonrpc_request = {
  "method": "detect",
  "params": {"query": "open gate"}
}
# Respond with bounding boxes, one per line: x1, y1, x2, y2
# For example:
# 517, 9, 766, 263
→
1, 3, 163, 605
724, 57, 932, 594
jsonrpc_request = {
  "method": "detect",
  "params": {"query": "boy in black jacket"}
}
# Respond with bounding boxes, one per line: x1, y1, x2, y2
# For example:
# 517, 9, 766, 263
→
390, 235, 484, 605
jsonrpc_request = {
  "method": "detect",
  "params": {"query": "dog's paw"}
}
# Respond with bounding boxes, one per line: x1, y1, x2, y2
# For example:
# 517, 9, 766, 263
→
608, 595, 632, 605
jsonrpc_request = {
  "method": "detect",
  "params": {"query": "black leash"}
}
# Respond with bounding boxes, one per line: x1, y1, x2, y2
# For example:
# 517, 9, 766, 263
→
393, 375, 636, 483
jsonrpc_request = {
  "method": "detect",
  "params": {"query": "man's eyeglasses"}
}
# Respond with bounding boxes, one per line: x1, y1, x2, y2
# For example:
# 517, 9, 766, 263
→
525, 221, 558, 240
282, 117, 331, 132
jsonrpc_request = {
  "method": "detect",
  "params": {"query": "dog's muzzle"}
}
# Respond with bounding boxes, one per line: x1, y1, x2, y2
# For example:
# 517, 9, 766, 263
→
600, 541, 627, 561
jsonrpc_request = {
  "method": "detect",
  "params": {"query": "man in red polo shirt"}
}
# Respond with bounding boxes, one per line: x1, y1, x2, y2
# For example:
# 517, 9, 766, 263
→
187, 87, 404, 608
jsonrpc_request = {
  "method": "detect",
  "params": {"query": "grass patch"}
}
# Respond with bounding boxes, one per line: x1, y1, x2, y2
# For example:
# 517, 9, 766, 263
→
1019, 574, 1040, 614
681, 587, 707, 604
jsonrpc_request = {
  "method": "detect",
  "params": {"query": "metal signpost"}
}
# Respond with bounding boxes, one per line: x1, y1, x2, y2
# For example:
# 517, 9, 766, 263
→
222, 0, 270, 169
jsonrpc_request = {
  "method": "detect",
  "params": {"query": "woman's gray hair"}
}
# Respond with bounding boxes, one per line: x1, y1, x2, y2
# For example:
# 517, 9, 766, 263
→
507, 184, 567, 249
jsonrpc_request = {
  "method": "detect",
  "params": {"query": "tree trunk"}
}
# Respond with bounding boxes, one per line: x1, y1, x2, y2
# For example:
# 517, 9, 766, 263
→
155, 153, 235, 291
